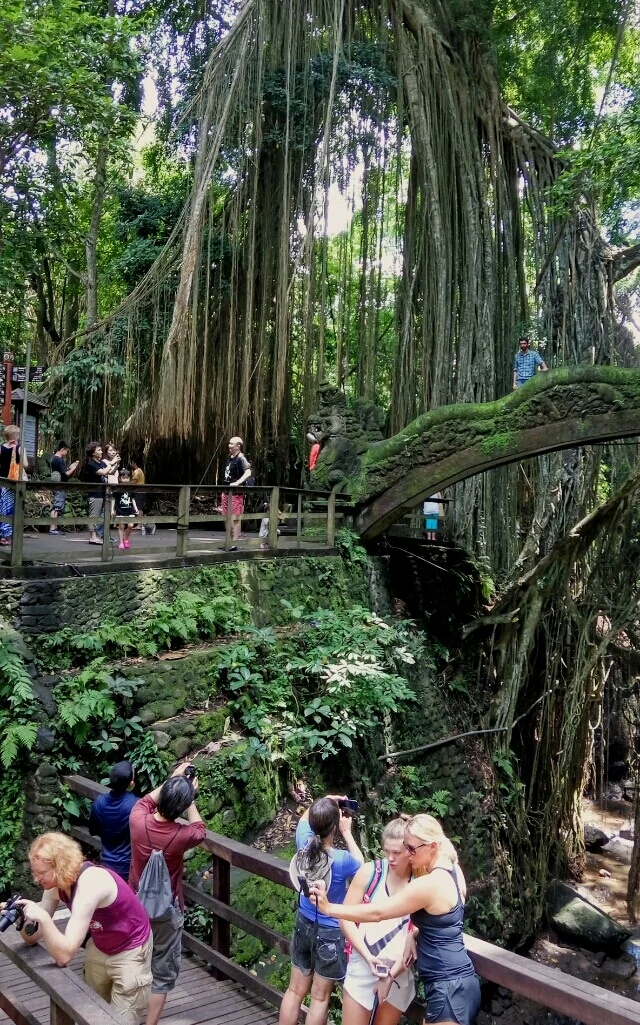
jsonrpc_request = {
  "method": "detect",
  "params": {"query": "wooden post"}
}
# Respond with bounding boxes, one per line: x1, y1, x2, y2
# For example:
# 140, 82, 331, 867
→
176, 485, 190, 557
296, 492, 302, 549
10, 482, 25, 570
101, 487, 111, 562
49, 1000, 73, 1025
326, 489, 336, 548
268, 486, 279, 550
224, 492, 233, 550
211, 854, 231, 978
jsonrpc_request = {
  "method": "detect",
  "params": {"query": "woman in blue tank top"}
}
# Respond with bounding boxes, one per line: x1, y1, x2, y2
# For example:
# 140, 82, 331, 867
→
312, 814, 480, 1025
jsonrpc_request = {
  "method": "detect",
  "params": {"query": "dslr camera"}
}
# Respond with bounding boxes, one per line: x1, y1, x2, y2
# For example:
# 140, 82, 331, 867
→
0, 895, 37, 935
183, 765, 196, 780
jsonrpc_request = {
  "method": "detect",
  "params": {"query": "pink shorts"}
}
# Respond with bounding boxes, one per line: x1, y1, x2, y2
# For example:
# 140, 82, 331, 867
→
221, 492, 245, 517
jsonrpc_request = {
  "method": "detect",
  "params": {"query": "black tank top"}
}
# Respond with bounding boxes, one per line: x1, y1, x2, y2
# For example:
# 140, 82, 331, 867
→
410, 866, 475, 981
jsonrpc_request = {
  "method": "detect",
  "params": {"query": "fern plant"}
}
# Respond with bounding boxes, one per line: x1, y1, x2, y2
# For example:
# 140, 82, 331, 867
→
0, 639, 38, 768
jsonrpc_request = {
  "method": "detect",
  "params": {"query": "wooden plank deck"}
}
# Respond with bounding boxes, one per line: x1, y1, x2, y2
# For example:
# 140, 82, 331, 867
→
0, 949, 279, 1025
0, 529, 338, 579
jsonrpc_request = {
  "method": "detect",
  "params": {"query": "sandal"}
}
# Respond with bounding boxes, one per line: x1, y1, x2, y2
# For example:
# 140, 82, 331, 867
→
88, 539, 102, 546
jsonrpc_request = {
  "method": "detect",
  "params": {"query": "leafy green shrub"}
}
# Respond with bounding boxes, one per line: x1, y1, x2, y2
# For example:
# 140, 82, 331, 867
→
36, 590, 252, 671
0, 640, 38, 768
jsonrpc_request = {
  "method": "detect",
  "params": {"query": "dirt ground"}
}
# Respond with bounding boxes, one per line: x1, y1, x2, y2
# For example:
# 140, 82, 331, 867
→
477, 797, 640, 1025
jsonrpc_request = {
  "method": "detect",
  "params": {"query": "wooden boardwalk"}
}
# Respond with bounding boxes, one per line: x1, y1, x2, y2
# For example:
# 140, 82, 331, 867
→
0, 948, 279, 1025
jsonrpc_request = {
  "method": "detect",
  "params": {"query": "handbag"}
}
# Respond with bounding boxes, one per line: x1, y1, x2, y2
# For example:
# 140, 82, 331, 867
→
7, 447, 19, 482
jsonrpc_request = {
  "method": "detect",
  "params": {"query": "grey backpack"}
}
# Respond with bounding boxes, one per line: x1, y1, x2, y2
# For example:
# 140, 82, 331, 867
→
136, 820, 179, 922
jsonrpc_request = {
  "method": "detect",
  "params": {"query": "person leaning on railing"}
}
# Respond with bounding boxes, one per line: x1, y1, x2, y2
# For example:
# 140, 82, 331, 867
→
9, 831, 152, 1025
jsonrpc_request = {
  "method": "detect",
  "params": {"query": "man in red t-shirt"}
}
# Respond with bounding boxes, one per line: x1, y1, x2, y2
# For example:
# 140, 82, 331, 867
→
129, 763, 205, 1025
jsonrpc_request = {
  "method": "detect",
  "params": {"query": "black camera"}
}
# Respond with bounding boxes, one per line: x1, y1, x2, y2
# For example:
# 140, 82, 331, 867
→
183, 765, 196, 780
0, 895, 34, 934
299, 878, 311, 898
338, 798, 359, 815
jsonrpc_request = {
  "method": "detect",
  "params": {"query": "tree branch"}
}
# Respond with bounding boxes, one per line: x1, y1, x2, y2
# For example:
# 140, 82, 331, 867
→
612, 242, 640, 283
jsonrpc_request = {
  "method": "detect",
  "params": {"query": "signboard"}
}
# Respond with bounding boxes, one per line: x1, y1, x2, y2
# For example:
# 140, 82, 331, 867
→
12, 366, 45, 384
16, 412, 37, 459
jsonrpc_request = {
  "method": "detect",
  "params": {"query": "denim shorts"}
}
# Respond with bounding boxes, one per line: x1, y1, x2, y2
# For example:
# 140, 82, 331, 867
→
290, 912, 347, 981
424, 975, 481, 1025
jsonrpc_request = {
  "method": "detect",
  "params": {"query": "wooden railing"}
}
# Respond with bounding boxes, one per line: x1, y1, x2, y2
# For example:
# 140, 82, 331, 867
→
0, 482, 345, 569
64, 775, 640, 1025
0, 925, 126, 1025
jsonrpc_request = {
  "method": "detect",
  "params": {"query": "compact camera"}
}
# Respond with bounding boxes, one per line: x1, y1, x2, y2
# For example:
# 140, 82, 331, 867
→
299, 878, 311, 898
0, 895, 37, 935
183, 765, 197, 780
338, 798, 359, 815
374, 959, 394, 977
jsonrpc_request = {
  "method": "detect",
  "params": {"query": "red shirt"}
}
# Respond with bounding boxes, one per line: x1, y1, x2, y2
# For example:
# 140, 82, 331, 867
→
129, 795, 206, 910
60, 863, 150, 955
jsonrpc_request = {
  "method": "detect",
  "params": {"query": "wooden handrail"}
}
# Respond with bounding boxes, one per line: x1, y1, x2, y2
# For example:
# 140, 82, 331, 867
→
0, 927, 125, 1025
0, 987, 41, 1025
1, 484, 343, 567
63, 774, 640, 1025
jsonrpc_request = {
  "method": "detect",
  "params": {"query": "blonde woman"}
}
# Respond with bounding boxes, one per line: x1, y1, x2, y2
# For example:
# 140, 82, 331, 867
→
312, 815, 480, 1025
0, 425, 22, 544
10, 832, 152, 1025
341, 818, 415, 1025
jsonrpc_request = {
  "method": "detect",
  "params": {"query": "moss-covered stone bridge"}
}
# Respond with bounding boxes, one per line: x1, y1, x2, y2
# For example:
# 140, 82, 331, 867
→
352, 367, 640, 539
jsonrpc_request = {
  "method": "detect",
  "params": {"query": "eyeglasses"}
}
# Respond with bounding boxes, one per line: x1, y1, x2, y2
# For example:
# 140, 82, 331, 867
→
403, 841, 430, 855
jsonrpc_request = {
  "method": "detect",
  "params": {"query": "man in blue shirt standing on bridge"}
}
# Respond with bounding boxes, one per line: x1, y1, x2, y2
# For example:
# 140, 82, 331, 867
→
89, 760, 139, 881
513, 336, 548, 389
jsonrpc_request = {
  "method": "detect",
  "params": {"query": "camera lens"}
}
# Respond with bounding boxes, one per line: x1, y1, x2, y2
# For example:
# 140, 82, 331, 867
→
0, 899, 23, 933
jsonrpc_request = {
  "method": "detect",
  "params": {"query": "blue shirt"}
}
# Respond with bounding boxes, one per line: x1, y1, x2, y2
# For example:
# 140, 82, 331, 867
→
296, 818, 361, 928
89, 791, 139, 879
514, 349, 544, 385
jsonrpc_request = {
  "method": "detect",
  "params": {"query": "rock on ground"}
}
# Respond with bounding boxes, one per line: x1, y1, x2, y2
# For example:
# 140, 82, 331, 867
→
547, 880, 631, 952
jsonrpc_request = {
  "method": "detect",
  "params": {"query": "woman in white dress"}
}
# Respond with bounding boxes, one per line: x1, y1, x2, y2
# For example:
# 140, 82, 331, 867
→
341, 818, 415, 1025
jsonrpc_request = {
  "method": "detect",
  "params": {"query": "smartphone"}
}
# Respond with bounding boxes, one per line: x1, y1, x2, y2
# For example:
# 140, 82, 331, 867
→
338, 798, 359, 814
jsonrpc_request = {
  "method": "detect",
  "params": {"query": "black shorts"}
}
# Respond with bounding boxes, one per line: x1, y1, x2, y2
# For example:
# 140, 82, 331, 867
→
424, 975, 481, 1025
290, 912, 347, 981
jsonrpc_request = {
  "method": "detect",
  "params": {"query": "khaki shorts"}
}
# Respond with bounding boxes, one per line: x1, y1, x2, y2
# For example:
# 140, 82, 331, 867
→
151, 905, 184, 994
84, 934, 153, 1025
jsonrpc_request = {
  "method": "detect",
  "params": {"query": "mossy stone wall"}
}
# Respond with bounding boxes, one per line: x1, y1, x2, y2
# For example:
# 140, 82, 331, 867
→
0, 556, 370, 635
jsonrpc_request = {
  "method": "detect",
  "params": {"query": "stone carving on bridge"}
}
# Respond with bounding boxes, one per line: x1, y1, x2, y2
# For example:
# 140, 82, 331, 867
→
351, 367, 640, 538
307, 381, 385, 491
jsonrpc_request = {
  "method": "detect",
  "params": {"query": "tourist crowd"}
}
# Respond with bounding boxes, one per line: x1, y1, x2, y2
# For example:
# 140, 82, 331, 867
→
1, 766, 480, 1025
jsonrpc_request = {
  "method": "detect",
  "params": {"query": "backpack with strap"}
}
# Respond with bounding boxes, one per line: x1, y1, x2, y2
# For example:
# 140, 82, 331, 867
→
363, 858, 383, 903
136, 818, 181, 922
345, 857, 384, 960
288, 844, 333, 899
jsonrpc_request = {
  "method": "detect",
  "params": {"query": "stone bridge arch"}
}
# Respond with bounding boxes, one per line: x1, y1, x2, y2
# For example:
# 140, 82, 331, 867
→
354, 367, 640, 539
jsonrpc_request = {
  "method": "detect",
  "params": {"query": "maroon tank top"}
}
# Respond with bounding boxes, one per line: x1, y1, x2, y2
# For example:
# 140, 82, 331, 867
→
60, 862, 150, 955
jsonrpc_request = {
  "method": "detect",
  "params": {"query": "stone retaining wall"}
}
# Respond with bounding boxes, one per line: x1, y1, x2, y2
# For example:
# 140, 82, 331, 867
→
0, 555, 370, 635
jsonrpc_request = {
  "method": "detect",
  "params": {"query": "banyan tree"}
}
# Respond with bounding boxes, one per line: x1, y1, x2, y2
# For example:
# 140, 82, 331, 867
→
62, 0, 640, 933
